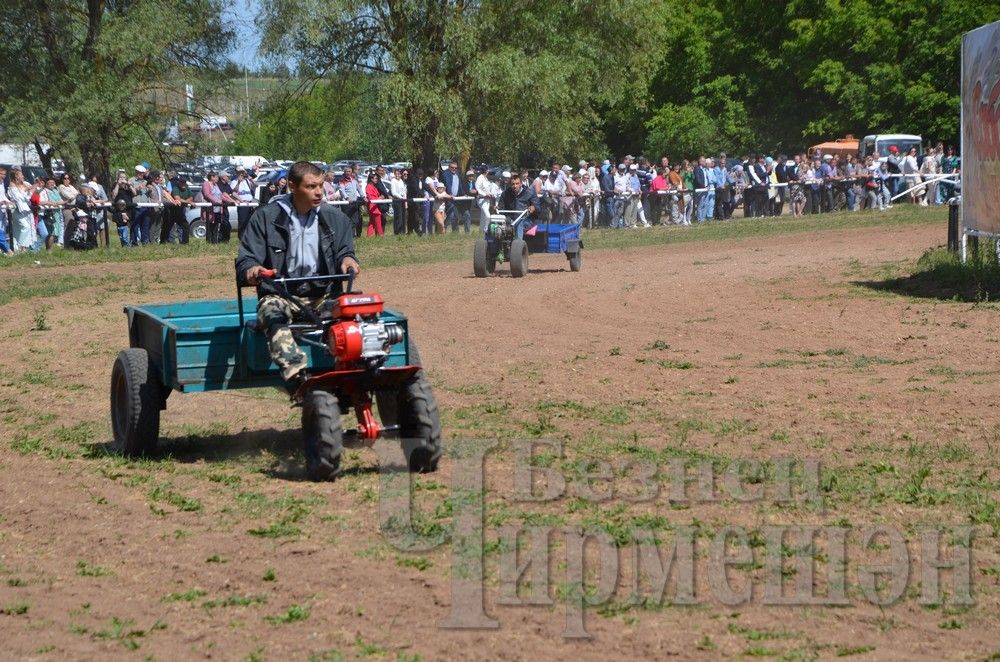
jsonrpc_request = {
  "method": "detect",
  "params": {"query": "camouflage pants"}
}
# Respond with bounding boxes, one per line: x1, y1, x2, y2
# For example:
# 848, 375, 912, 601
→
257, 294, 330, 381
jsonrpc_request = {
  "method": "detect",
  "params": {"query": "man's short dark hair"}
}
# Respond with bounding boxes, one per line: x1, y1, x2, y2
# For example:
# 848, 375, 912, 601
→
289, 161, 323, 185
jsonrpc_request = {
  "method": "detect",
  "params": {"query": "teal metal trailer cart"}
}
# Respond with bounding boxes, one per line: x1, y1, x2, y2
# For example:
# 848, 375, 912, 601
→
110, 274, 441, 481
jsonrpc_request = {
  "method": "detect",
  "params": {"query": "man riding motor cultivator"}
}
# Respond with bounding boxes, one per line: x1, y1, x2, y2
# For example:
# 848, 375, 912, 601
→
473, 210, 583, 278
109, 269, 442, 482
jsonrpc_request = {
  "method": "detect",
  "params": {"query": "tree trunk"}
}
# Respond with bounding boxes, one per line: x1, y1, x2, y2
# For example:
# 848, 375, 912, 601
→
416, 116, 440, 172
33, 140, 55, 175
79, 135, 112, 193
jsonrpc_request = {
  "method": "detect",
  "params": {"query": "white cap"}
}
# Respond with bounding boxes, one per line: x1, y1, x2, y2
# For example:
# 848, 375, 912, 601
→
134, 164, 147, 173
629, 164, 638, 170
578, 169, 587, 176
579, 160, 587, 167
539, 170, 549, 177
502, 170, 511, 178
562, 165, 571, 172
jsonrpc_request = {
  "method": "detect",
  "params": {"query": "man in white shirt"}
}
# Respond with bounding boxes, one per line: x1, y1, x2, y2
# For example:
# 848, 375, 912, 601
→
389, 166, 408, 234
233, 167, 257, 237
612, 164, 629, 228
475, 167, 493, 234
542, 170, 566, 222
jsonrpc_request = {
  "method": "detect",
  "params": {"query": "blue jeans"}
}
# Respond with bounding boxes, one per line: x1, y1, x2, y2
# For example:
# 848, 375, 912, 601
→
515, 216, 530, 240
846, 187, 856, 211
31, 215, 49, 251
701, 191, 715, 221
131, 208, 150, 245
0, 210, 10, 253
116, 224, 130, 246
610, 197, 624, 228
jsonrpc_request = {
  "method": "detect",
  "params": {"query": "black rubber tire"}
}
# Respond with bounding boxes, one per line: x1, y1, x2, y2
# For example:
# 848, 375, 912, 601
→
110, 348, 162, 457
302, 390, 343, 481
568, 251, 582, 272
510, 239, 528, 278
473, 239, 490, 277
188, 219, 207, 241
375, 341, 442, 473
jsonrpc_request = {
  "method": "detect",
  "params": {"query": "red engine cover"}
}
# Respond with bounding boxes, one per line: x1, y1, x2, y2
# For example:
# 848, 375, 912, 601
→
334, 293, 384, 319
330, 321, 363, 362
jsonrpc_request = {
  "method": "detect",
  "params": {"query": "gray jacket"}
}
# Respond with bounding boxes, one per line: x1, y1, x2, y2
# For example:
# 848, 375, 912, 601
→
236, 199, 357, 296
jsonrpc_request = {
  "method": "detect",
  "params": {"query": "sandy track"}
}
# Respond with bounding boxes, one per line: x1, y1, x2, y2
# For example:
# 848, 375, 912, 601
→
0, 221, 997, 659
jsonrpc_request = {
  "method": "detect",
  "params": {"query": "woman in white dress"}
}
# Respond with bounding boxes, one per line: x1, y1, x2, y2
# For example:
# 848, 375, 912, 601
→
7, 169, 34, 251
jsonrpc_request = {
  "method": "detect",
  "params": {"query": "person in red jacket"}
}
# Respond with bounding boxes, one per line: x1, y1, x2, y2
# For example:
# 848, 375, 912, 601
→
365, 173, 384, 237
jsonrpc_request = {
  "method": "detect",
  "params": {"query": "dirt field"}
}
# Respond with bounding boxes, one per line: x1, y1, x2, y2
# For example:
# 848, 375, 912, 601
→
0, 219, 997, 660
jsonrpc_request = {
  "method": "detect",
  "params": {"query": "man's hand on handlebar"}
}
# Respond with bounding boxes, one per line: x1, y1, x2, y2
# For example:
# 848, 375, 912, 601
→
341, 257, 360, 276
246, 265, 272, 286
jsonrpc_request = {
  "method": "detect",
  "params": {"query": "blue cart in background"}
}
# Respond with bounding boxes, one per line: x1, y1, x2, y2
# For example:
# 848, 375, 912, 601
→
473, 211, 583, 278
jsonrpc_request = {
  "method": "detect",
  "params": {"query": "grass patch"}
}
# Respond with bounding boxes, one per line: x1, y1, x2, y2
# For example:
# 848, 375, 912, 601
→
837, 645, 876, 656
203, 594, 268, 609
1, 601, 29, 615
265, 604, 310, 624
75, 560, 114, 577
0, 273, 120, 306
0, 206, 943, 276
248, 521, 302, 538
163, 588, 208, 603
396, 555, 433, 571
861, 245, 1000, 301
149, 483, 202, 513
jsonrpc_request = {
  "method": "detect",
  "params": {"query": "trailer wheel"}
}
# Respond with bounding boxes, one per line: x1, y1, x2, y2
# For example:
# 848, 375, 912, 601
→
302, 390, 343, 481
568, 251, 582, 272
110, 348, 162, 457
510, 239, 529, 278
473, 239, 494, 277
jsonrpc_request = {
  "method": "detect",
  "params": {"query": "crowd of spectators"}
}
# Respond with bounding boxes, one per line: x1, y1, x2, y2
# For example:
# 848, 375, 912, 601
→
0, 144, 960, 254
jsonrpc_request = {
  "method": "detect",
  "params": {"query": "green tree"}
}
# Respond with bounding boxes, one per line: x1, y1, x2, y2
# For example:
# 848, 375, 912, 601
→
0, 0, 232, 184
258, 0, 666, 168
780, 0, 999, 145
631, 0, 1000, 158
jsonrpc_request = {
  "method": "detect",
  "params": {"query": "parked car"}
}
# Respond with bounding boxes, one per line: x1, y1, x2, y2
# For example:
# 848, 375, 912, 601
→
1, 163, 49, 183
859, 134, 922, 160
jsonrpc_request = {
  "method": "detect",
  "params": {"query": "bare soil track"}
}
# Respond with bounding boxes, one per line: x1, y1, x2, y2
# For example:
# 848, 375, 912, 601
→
0, 220, 997, 660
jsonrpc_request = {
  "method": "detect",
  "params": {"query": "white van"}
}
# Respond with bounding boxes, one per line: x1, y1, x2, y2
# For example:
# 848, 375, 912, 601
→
859, 134, 923, 160
229, 155, 268, 170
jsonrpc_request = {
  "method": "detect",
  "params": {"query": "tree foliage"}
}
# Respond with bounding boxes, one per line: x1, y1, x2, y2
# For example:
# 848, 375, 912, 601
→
258, 0, 666, 167
609, 0, 1000, 159
228, 76, 406, 162
0, 0, 232, 183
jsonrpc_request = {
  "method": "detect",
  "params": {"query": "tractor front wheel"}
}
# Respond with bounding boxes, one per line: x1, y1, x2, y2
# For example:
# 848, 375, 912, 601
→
473, 239, 495, 277
376, 341, 442, 473
510, 239, 529, 277
302, 390, 343, 481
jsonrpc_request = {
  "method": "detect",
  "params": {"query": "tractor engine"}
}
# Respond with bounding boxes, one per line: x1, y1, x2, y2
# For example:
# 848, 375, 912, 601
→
488, 216, 516, 242
327, 294, 404, 367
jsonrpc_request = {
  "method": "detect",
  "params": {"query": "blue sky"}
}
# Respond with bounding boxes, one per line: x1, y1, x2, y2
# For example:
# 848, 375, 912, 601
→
223, 0, 263, 66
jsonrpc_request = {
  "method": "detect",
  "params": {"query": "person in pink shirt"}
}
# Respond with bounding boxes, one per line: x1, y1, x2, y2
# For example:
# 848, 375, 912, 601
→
649, 166, 669, 225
